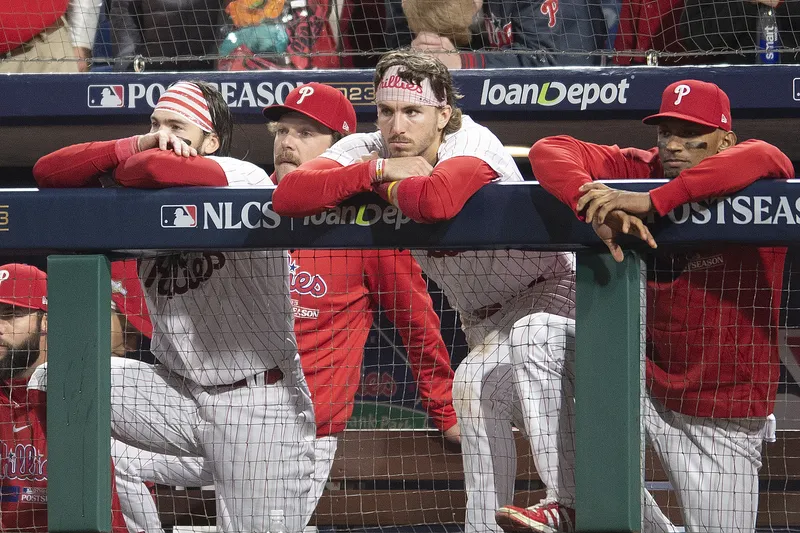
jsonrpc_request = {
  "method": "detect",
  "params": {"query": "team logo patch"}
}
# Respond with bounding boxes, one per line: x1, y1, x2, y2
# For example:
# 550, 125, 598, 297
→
296, 85, 315, 104
87, 85, 125, 108
161, 205, 198, 228
20, 486, 47, 503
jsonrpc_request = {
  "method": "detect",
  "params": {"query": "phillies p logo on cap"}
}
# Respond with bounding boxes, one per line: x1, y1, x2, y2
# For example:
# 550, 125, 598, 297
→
673, 84, 691, 105
262, 82, 358, 136
296, 86, 315, 105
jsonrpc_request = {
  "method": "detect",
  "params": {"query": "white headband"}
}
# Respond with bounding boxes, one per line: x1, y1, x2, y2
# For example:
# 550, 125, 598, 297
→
375, 66, 447, 108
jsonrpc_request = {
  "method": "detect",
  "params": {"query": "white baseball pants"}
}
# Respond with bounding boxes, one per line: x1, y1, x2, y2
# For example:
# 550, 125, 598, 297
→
109, 356, 317, 533
111, 432, 339, 533
511, 311, 773, 533
454, 276, 575, 533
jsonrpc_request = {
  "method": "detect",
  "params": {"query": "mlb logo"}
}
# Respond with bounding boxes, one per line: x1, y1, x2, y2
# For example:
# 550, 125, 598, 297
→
87, 85, 125, 108
161, 205, 198, 228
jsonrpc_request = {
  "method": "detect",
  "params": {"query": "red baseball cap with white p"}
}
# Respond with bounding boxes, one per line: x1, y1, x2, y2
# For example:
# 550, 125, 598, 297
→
0, 264, 48, 312
111, 260, 153, 339
263, 82, 357, 136
643, 80, 732, 132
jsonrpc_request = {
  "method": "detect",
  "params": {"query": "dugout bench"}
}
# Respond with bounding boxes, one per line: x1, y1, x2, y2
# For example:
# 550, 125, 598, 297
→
155, 428, 800, 530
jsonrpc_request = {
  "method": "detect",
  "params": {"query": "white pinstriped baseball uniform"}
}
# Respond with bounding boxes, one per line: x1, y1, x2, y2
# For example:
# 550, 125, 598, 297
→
321, 116, 577, 533
109, 157, 317, 533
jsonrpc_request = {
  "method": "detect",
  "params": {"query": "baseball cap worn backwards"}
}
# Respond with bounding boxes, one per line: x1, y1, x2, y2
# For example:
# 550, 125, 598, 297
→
0, 264, 48, 312
643, 80, 732, 132
263, 82, 357, 136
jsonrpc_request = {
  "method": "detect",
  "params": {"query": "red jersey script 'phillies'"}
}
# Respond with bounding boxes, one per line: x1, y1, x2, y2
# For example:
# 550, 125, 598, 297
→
1, 376, 128, 532
290, 249, 457, 437
531, 136, 795, 418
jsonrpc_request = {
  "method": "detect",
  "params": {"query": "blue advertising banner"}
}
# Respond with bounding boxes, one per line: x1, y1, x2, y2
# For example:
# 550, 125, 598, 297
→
3, 66, 800, 123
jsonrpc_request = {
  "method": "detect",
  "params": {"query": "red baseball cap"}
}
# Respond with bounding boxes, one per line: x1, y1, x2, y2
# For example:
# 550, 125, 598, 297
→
0, 264, 48, 312
263, 82, 357, 136
643, 80, 732, 132
111, 260, 153, 339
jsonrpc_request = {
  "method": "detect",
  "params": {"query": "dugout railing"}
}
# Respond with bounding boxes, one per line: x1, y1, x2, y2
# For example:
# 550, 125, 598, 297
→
5, 180, 800, 532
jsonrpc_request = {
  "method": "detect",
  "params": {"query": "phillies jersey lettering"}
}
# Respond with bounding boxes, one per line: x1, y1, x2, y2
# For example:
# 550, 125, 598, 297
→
0, 442, 47, 481
289, 259, 328, 297
143, 252, 226, 298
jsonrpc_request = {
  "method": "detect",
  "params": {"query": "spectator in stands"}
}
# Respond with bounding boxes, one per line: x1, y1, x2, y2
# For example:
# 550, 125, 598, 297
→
0, 0, 103, 72
497, 80, 793, 533
0, 263, 131, 533
679, 0, 797, 63
217, 0, 377, 69
109, 0, 224, 71
612, 0, 773, 64
384, 0, 607, 68
613, 0, 686, 64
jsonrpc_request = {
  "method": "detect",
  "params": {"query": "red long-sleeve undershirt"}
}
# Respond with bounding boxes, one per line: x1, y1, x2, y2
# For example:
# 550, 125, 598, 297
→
530, 135, 795, 218
33, 138, 230, 189
273, 156, 498, 223
114, 149, 228, 188
33, 137, 139, 187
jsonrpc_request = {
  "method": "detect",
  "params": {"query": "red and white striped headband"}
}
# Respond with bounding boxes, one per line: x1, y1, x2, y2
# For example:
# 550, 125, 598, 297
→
375, 66, 446, 108
154, 82, 214, 133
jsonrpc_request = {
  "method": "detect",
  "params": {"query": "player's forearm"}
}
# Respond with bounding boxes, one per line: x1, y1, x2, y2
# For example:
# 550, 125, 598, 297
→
406, 337, 458, 432
649, 140, 795, 216
33, 137, 138, 187
272, 160, 374, 217
530, 136, 598, 216
381, 156, 496, 223
114, 150, 228, 188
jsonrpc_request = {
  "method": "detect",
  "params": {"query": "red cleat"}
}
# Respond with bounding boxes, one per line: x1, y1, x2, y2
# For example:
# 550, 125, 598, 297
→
495, 501, 576, 533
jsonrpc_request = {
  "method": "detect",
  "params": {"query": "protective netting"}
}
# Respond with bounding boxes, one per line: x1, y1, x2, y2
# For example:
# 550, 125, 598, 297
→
1, 246, 798, 532
0, 0, 797, 72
